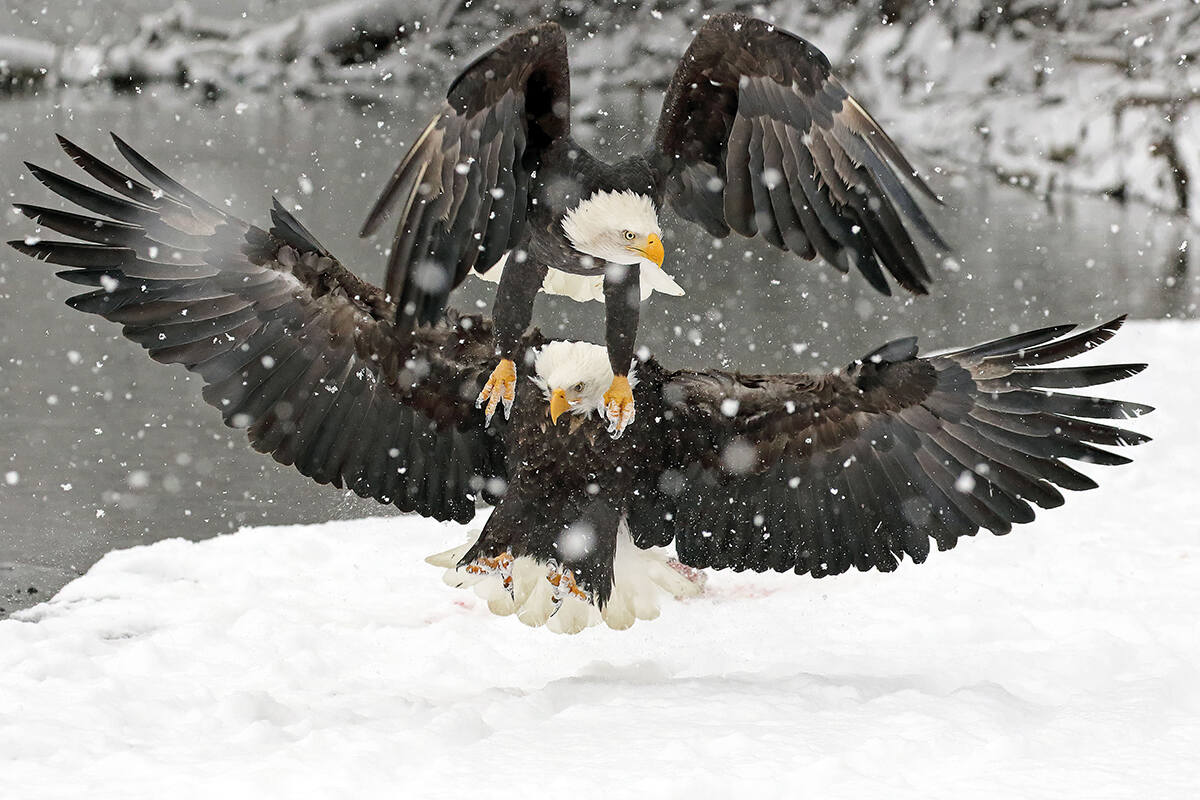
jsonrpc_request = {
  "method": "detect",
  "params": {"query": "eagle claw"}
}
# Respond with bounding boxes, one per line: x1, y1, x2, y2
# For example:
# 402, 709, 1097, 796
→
477, 358, 517, 424
546, 560, 591, 615
463, 551, 515, 596
602, 375, 635, 438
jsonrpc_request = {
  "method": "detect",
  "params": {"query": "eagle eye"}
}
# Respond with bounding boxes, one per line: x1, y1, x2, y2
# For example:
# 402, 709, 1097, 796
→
572, 382, 585, 393
623, 230, 635, 240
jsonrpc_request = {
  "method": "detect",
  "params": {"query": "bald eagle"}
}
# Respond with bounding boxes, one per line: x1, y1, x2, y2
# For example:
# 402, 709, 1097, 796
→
10, 136, 1150, 632
360, 13, 947, 437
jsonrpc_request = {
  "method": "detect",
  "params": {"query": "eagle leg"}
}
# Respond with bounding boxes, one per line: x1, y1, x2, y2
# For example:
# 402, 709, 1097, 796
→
602, 375, 636, 438
476, 358, 517, 424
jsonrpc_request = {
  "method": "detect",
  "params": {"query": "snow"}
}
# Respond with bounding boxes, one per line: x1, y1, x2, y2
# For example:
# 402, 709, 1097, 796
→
6, 1, 1198, 219
1, 320, 1198, 798
819, 1, 1200, 217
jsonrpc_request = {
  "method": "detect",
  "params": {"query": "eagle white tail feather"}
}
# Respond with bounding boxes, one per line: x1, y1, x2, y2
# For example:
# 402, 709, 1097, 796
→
636, 262, 686, 298
425, 521, 705, 634
476, 253, 684, 303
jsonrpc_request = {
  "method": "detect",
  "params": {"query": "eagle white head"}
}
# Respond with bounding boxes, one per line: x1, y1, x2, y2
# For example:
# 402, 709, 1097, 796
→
561, 190, 664, 267
478, 189, 682, 303
532, 341, 637, 423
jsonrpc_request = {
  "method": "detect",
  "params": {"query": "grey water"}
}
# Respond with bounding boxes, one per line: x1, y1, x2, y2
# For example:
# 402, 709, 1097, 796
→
0, 87, 1194, 615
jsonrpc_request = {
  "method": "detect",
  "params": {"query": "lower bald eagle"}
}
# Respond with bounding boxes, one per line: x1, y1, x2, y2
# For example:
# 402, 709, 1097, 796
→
360, 13, 948, 437
11, 137, 1150, 632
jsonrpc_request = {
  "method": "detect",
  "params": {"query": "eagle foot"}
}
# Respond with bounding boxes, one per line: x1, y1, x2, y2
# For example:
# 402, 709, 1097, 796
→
602, 374, 635, 438
546, 560, 591, 615
476, 358, 517, 424
463, 551, 514, 595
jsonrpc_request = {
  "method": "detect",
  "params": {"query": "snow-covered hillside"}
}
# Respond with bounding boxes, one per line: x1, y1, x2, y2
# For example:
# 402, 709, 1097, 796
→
3, 0, 1197, 219
1, 320, 1197, 799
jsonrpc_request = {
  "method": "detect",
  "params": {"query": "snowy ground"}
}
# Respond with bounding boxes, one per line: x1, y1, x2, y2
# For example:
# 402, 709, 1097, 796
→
1, 320, 1197, 799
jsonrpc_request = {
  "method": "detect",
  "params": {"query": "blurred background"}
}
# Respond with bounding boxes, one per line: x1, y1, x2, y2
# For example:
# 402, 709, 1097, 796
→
1, 0, 1196, 613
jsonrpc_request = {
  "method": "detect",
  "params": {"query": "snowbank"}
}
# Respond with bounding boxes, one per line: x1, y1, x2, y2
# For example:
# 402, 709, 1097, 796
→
1, 319, 1197, 798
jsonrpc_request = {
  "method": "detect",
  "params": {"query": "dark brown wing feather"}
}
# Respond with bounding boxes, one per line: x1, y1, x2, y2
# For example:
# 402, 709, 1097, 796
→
360, 22, 571, 328
648, 317, 1150, 575
10, 134, 508, 523
652, 13, 946, 295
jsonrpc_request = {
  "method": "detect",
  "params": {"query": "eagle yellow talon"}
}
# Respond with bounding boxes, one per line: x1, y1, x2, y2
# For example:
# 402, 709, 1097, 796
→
464, 551, 515, 593
602, 374, 635, 438
548, 566, 590, 603
477, 358, 517, 424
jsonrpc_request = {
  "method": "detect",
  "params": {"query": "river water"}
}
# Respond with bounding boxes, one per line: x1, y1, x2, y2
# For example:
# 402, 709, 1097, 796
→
0, 86, 1194, 614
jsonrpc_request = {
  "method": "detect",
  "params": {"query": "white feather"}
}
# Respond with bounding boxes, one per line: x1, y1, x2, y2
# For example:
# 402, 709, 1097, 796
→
475, 189, 680, 302
428, 520, 705, 634
477, 253, 684, 303
560, 190, 661, 256
530, 340, 635, 417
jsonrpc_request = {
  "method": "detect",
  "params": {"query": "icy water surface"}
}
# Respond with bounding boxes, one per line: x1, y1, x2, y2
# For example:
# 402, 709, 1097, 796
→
0, 88, 1194, 613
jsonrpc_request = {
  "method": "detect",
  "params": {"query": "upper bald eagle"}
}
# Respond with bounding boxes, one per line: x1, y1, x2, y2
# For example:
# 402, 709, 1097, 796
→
361, 13, 947, 437
10, 135, 1149, 633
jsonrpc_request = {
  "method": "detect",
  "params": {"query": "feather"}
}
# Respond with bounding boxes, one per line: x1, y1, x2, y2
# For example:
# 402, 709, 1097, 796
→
653, 13, 942, 296
13, 135, 500, 525
14, 204, 145, 247
660, 317, 1148, 576
363, 25, 569, 329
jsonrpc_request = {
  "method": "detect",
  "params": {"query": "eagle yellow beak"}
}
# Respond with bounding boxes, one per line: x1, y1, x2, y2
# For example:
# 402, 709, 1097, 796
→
638, 233, 665, 267
550, 388, 569, 424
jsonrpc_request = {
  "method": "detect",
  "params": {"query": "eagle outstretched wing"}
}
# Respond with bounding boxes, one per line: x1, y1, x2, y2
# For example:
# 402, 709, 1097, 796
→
11, 135, 508, 523
646, 317, 1150, 575
360, 22, 571, 328
651, 13, 946, 295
